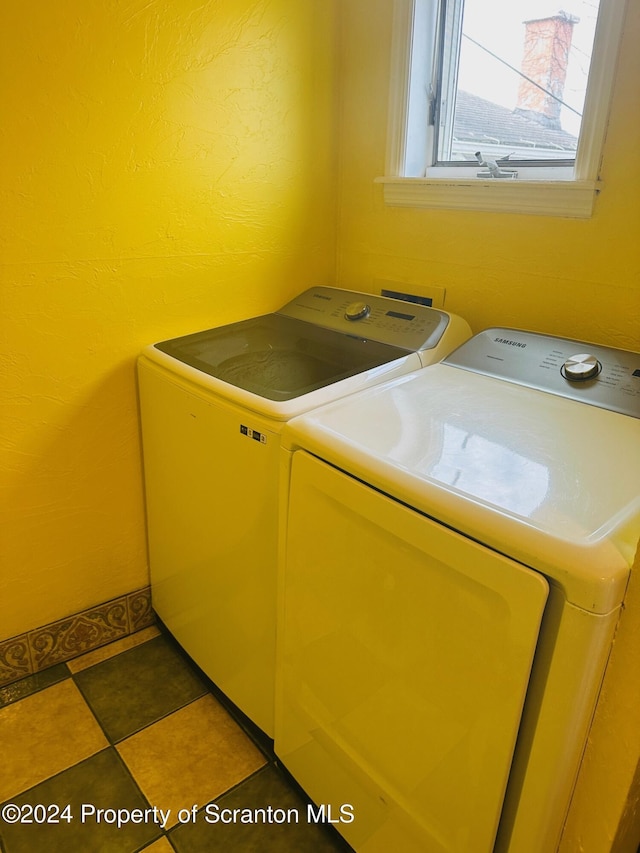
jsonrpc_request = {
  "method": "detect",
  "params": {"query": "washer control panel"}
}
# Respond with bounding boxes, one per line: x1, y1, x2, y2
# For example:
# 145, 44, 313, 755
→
444, 328, 640, 418
278, 286, 450, 351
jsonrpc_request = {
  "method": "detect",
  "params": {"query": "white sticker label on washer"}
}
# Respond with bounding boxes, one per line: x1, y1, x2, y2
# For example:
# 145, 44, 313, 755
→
240, 424, 267, 445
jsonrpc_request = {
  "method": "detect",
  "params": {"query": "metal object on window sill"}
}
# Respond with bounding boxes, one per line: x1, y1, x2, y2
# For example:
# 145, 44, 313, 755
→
476, 169, 518, 179
475, 150, 518, 179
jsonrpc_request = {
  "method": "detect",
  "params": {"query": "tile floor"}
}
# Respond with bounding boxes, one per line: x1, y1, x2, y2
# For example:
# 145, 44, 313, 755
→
0, 626, 353, 852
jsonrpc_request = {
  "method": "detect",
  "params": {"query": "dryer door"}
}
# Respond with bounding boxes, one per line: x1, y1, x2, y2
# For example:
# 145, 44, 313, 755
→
277, 450, 549, 853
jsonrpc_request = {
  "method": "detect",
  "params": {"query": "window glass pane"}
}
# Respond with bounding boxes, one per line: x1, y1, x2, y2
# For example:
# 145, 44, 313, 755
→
437, 0, 601, 164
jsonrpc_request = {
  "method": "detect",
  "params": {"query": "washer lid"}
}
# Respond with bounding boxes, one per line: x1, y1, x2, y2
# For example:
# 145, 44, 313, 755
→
153, 313, 410, 402
283, 364, 640, 613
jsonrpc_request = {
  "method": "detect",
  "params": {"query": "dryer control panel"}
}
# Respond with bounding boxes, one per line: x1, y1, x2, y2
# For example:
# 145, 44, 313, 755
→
444, 328, 640, 418
278, 286, 450, 352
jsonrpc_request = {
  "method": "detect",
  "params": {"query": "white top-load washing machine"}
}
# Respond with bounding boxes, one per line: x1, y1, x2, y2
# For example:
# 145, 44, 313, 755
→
137, 286, 471, 737
276, 328, 640, 853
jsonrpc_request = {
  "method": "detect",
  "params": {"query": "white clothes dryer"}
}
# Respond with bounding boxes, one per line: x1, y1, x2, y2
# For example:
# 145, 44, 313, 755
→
276, 328, 640, 852
137, 286, 471, 738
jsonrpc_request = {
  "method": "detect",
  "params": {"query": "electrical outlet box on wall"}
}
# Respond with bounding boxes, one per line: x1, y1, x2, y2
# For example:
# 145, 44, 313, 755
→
375, 279, 446, 309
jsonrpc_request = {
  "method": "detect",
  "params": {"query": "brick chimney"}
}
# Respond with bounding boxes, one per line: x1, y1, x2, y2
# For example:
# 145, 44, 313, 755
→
514, 12, 579, 130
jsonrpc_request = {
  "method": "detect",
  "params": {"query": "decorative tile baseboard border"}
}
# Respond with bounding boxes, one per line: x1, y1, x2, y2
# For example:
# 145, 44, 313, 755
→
0, 587, 155, 688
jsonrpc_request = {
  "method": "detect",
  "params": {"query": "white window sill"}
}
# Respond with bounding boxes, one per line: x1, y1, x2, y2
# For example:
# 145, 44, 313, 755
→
375, 176, 600, 218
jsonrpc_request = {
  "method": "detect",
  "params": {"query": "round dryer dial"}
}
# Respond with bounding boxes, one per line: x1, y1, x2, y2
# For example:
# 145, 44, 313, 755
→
344, 301, 371, 321
561, 353, 601, 382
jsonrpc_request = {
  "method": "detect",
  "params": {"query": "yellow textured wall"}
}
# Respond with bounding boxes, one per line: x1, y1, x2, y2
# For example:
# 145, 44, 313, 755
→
335, 0, 640, 349
1, 0, 337, 640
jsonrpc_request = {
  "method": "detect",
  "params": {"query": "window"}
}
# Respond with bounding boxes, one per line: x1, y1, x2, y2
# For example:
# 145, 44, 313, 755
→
379, 0, 628, 216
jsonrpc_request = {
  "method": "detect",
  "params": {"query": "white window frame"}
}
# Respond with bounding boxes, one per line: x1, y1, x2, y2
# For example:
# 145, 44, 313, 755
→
377, 0, 629, 217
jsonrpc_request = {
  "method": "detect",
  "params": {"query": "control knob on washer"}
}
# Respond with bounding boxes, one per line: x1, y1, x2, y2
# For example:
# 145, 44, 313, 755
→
561, 353, 601, 381
344, 301, 371, 321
